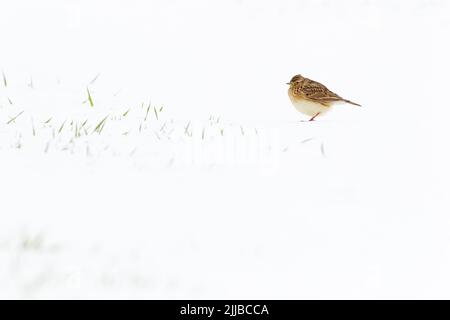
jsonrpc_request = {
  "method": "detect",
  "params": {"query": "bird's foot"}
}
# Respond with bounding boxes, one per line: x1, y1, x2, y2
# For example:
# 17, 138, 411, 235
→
309, 112, 321, 121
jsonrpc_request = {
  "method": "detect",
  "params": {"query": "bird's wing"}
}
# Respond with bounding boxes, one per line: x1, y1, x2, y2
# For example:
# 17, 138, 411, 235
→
296, 79, 344, 105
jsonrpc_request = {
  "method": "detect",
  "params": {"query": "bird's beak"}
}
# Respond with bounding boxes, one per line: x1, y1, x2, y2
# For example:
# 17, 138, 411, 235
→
286, 82, 290, 85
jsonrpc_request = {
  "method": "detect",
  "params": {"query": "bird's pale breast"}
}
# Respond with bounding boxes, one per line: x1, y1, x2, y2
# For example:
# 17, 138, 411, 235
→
288, 89, 331, 117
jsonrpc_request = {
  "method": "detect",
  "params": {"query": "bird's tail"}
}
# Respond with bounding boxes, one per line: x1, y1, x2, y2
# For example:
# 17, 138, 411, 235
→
343, 99, 361, 107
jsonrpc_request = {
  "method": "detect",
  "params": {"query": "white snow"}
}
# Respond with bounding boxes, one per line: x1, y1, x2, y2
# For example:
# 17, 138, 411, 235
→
0, 0, 449, 299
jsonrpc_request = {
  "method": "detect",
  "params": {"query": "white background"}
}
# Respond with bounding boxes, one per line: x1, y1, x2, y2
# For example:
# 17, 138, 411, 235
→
0, 0, 449, 298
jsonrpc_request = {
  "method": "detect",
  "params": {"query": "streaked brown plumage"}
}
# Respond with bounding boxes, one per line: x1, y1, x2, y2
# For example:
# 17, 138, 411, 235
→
287, 74, 361, 121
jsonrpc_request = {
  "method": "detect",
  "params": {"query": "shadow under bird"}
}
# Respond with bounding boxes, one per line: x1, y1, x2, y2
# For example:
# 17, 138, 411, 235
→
287, 74, 361, 121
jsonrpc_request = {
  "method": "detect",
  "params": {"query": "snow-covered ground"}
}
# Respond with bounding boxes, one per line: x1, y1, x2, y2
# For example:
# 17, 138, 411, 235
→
1, 0, 449, 299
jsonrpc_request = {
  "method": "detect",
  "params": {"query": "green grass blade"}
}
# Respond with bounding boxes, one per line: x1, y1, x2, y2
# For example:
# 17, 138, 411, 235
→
93, 115, 109, 133
58, 120, 66, 133
144, 104, 151, 121
89, 73, 100, 85
87, 87, 94, 107
2, 71, 7, 87
6, 111, 24, 124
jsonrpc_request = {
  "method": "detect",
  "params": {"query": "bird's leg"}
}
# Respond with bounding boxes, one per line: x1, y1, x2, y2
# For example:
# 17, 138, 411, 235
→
309, 112, 320, 121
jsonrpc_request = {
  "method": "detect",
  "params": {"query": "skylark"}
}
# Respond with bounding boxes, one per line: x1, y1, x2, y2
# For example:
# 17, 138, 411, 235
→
287, 74, 361, 121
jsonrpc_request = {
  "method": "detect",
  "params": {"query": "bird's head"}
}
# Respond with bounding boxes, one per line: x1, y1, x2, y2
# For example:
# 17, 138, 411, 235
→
286, 74, 304, 86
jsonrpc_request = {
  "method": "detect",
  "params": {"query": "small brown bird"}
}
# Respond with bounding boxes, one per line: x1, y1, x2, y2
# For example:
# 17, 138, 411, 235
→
287, 74, 361, 121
